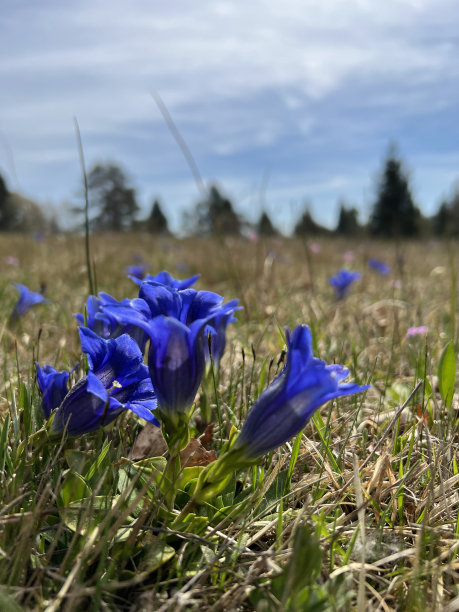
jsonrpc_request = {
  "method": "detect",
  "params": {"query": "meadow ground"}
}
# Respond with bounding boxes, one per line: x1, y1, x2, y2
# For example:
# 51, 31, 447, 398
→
0, 233, 457, 611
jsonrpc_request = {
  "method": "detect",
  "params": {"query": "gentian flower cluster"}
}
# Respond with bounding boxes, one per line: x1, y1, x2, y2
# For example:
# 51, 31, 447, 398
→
36, 327, 158, 436
39, 270, 239, 447
102, 281, 239, 446
11, 282, 49, 319
328, 269, 360, 300
36, 265, 369, 517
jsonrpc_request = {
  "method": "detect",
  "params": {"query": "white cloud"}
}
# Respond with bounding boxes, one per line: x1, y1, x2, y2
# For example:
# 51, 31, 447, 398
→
1, 0, 459, 230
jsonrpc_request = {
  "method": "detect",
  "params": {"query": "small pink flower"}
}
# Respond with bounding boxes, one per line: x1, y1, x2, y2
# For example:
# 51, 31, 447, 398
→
309, 242, 321, 254
391, 280, 402, 289
343, 250, 354, 262
5, 256, 19, 266
247, 231, 259, 243
406, 326, 428, 338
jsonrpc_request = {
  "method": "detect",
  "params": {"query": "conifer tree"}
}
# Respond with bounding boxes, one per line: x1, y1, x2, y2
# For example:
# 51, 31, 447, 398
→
257, 211, 277, 236
370, 147, 420, 237
147, 200, 169, 234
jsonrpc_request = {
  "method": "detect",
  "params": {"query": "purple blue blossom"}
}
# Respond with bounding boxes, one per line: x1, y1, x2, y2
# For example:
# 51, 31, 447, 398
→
36, 327, 158, 436
36, 365, 70, 419
102, 284, 239, 418
126, 264, 148, 280
11, 283, 49, 319
368, 258, 390, 275
234, 325, 369, 458
328, 269, 360, 300
130, 270, 199, 290
74, 293, 150, 352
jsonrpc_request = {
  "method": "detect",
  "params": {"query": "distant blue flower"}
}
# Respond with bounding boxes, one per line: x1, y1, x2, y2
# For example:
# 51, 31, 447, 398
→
36, 328, 158, 436
130, 270, 199, 290
74, 293, 150, 352
32, 231, 45, 242
368, 258, 390, 275
234, 325, 369, 458
176, 261, 188, 272
328, 269, 360, 300
36, 364, 69, 419
126, 264, 148, 280
11, 283, 49, 319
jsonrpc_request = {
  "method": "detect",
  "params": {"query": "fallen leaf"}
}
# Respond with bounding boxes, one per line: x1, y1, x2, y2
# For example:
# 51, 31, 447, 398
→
128, 423, 167, 461
199, 423, 214, 447
180, 438, 217, 468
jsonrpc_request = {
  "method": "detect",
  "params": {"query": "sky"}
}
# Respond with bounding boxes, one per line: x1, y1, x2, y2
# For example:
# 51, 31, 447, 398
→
1, 0, 459, 233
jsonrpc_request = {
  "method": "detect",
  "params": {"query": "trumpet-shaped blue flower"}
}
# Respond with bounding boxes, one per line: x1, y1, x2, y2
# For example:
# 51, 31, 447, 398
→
75, 293, 150, 352
130, 270, 200, 289
102, 284, 239, 417
146, 315, 208, 417
130, 270, 200, 290
328, 269, 360, 300
126, 264, 148, 280
11, 283, 49, 318
235, 325, 369, 458
36, 364, 69, 419
141, 287, 238, 414
36, 327, 158, 436
202, 301, 240, 368
368, 258, 390, 275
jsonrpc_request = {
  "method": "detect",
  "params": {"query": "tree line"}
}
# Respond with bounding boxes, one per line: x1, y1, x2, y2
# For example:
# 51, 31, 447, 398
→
1, 146, 459, 237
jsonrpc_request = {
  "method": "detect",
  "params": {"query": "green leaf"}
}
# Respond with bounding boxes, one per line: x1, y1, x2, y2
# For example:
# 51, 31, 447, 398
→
138, 538, 175, 574
132, 456, 169, 496
423, 377, 433, 398
58, 470, 92, 507
86, 438, 112, 483
61, 496, 122, 534
176, 466, 205, 491
0, 588, 23, 612
172, 512, 208, 535
285, 431, 302, 494
65, 449, 95, 474
438, 342, 456, 409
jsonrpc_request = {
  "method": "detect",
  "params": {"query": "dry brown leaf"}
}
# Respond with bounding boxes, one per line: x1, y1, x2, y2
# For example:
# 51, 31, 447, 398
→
128, 423, 168, 461
198, 423, 215, 447
180, 438, 217, 468
128, 423, 217, 467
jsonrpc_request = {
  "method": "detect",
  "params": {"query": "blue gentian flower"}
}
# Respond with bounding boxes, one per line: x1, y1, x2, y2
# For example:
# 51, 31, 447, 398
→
126, 264, 148, 280
368, 258, 390, 275
36, 364, 69, 419
130, 270, 200, 289
75, 293, 150, 352
203, 301, 240, 368
328, 269, 360, 300
234, 325, 369, 458
102, 285, 239, 417
11, 283, 49, 318
146, 315, 209, 417
141, 287, 238, 415
36, 327, 158, 436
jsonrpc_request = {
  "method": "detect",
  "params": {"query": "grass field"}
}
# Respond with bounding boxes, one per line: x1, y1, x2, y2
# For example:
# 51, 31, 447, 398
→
0, 232, 457, 611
